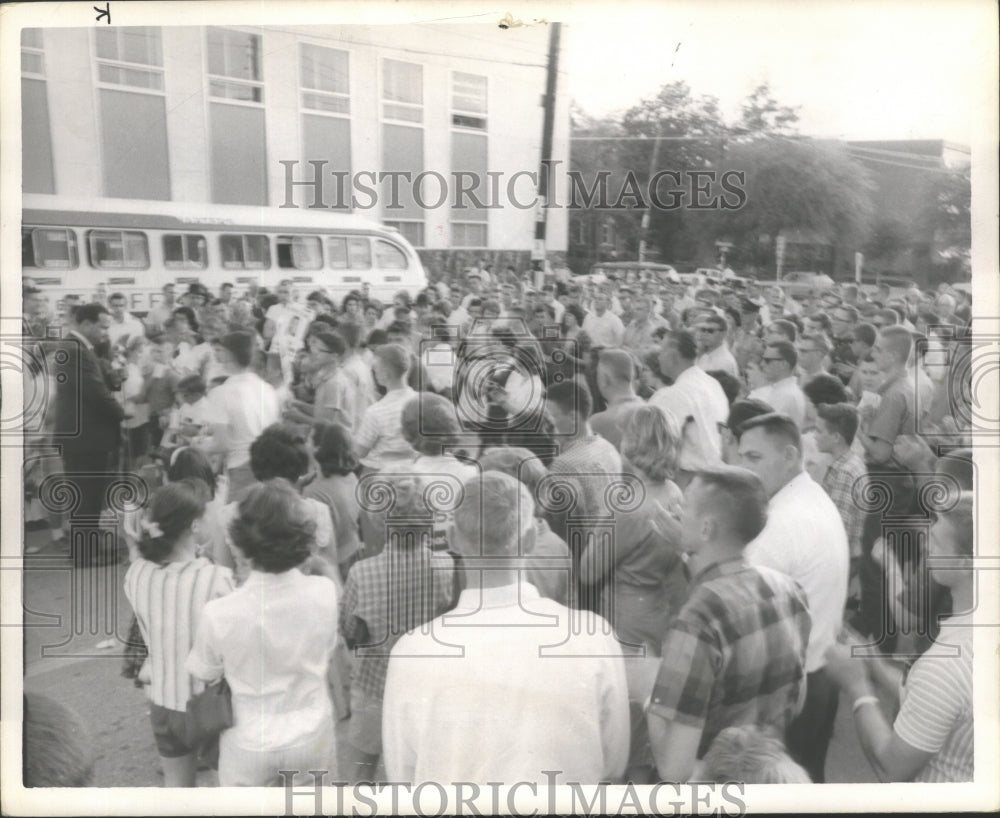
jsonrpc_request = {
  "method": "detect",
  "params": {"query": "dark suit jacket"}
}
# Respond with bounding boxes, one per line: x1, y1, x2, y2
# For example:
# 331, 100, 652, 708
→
54, 334, 125, 456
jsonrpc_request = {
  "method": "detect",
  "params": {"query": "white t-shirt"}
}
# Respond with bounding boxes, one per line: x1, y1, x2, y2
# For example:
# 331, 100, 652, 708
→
205, 371, 280, 469
745, 470, 850, 673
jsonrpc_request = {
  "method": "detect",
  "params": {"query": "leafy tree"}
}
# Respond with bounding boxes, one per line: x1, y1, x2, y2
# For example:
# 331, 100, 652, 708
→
731, 83, 801, 140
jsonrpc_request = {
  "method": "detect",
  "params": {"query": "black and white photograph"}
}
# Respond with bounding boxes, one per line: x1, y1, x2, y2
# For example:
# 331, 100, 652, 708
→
2, 1, 998, 814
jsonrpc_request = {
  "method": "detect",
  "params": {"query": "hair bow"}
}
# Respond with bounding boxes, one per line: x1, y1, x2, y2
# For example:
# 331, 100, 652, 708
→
140, 518, 164, 539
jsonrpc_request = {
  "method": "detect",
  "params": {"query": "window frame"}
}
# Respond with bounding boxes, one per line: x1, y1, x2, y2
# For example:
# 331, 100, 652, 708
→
450, 221, 488, 249
21, 29, 45, 79
299, 42, 350, 117
162, 233, 209, 270
219, 233, 271, 269
206, 27, 264, 107
86, 229, 150, 270
276, 234, 324, 271
381, 58, 423, 125
450, 70, 487, 131
93, 27, 165, 95
382, 221, 425, 249
23, 227, 80, 270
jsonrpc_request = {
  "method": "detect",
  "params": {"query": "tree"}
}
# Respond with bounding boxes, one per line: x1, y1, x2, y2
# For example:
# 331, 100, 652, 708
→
703, 137, 875, 273
929, 163, 971, 278
731, 83, 801, 140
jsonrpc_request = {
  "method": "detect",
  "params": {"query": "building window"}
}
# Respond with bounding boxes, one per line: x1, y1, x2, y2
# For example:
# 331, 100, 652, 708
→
207, 28, 263, 103
451, 222, 487, 248
95, 27, 164, 91
383, 221, 424, 248
163, 234, 208, 269
21, 29, 54, 194
301, 43, 349, 114
277, 235, 323, 270
23, 228, 79, 269
451, 72, 486, 130
382, 59, 422, 123
87, 230, 150, 269
21, 28, 45, 77
220, 234, 271, 268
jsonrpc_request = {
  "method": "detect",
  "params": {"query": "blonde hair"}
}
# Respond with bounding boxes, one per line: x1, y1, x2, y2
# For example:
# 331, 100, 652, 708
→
701, 725, 811, 784
620, 405, 681, 482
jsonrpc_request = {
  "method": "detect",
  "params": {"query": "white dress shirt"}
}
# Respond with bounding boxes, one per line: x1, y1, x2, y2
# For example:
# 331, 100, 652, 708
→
749, 375, 808, 429
382, 581, 630, 784
648, 365, 729, 471
745, 470, 850, 673
108, 312, 146, 347
582, 310, 625, 348
696, 343, 739, 378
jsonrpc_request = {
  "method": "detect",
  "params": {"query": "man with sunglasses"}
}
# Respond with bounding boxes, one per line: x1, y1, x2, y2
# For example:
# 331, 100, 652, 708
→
748, 342, 807, 429
695, 313, 739, 378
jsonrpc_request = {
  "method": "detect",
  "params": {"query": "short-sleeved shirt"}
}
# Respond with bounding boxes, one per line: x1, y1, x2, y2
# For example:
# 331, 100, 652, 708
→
893, 614, 974, 782
186, 568, 339, 751
340, 544, 455, 700
647, 559, 810, 758
355, 386, 418, 470
304, 473, 362, 565
865, 371, 916, 467
822, 449, 869, 558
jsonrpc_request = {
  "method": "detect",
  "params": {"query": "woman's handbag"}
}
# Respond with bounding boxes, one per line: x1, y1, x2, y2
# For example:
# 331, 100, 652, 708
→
184, 678, 233, 749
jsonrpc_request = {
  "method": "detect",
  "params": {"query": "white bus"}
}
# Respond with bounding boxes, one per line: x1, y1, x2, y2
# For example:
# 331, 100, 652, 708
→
21, 194, 427, 314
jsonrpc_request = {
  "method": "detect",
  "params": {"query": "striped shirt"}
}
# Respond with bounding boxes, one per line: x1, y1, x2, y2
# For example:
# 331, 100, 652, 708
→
821, 449, 869, 559
355, 385, 418, 470
124, 557, 234, 712
893, 614, 974, 782
647, 559, 811, 759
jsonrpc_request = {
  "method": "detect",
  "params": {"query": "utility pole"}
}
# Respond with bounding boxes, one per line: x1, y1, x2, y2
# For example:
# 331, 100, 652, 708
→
637, 135, 662, 263
533, 22, 561, 289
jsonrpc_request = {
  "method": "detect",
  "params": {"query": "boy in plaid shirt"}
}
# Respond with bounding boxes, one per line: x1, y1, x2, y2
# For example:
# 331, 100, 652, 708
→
814, 402, 869, 564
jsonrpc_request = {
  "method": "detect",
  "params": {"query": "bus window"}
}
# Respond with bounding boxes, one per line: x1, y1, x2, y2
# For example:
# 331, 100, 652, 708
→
88, 230, 149, 269
23, 227, 79, 269
220, 234, 271, 269
163, 234, 208, 269
347, 237, 371, 269
277, 235, 322, 270
374, 239, 408, 270
327, 237, 348, 269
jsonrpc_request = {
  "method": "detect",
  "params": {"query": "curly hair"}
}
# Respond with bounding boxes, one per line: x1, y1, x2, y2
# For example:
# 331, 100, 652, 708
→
620, 404, 681, 482
229, 479, 315, 572
167, 447, 217, 499
249, 424, 310, 483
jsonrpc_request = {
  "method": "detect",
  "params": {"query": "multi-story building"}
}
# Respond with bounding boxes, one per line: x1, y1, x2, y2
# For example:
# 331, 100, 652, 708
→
20, 24, 569, 276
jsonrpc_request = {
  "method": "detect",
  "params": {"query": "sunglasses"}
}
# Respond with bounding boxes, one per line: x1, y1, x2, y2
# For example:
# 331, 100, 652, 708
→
761, 356, 784, 363
696, 327, 721, 333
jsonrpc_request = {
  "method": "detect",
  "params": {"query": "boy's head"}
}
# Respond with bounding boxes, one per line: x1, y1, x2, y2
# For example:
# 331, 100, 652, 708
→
701, 724, 811, 784
814, 402, 860, 453
858, 355, 881, 392
176, 375, 206, 404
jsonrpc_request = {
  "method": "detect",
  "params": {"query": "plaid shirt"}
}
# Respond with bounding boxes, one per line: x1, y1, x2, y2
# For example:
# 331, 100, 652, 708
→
340, 542, 455, 700
822, 449, 869, 559
647, 558, 810, 758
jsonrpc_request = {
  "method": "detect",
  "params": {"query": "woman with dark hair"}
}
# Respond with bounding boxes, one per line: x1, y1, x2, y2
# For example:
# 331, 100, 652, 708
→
124, 479, 234, 786
546, 303, 591, 384
187, 479, 339, 787
304, 422, 363, 579
212, 425, 335, 583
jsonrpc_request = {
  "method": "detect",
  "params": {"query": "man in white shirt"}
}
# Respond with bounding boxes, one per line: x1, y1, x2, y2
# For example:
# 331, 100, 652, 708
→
648, 330, 729, 481
736, 412, 849, 782
582, 292, 625, 348
354, 344, 418, 472
144, 282, 177, 336
205, 330, 280, 500
694, 313, 739, 378
107, 291, 146, 347
382, 471, 629, 785
749, 341, 808, 429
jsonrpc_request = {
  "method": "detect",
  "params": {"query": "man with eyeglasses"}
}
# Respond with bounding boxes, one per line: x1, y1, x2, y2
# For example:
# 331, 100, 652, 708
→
795, 333, 831, 387
695, 313, 739, 378
748, 341, 807, 429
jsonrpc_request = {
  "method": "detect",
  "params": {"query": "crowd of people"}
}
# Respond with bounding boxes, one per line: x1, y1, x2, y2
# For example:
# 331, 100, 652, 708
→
20, 262, 976, 788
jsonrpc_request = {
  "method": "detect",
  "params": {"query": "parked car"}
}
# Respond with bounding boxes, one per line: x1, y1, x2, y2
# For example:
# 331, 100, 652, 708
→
588, 261, 680, 285
756, 271, 835, 300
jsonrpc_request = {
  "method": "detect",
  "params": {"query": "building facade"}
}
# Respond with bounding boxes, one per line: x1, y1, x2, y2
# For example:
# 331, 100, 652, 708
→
21, 24, 569, 273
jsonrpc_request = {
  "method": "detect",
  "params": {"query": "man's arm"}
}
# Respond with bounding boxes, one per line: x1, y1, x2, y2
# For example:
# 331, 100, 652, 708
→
647, 715, 703, 782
